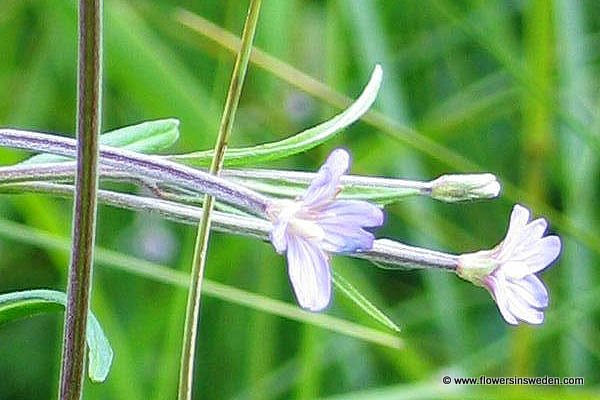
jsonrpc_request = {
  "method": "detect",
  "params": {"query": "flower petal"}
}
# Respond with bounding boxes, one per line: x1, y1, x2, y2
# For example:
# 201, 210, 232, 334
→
497, 204, 531, 260
507, 218, 547, 256
524, 217, 548, 240
500, 261, 528, 279
302, 149, 350, 208
525, 235, 561, 272
319, 223, 375, 253
502, 235, 561, 278
505, 290, 544, 324
270, 219, 288, 253
286, 236, 332, 311
503, 218, 548, 261
511, 204, 531, 227
507, 274, 549, 309
486, 273, 518, 325
320, 200, 384, 228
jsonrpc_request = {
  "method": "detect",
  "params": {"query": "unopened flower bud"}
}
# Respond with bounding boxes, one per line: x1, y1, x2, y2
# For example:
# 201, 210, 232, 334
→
430, 173, 501, 202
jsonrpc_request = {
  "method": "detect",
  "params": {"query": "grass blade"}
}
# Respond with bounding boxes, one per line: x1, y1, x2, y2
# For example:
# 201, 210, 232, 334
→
333, 271, 401, 333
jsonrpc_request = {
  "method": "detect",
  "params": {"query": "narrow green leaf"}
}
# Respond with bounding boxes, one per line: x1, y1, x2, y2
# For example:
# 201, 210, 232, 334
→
0, 289, 113, 382
169, 65, 383, 166
21, 118, 180, 165
333, 271, 401, 333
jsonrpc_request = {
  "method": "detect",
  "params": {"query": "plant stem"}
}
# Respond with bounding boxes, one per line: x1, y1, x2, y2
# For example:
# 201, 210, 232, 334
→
59, 0, 102, 399
178, 1, 262, 399
223, 168, 430, 191
362, 239, 459, 270
0, 129, 270, 214
0, 161, 426, 198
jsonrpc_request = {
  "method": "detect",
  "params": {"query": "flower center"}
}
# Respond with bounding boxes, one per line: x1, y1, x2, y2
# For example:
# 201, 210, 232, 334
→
456, 250, 500, 288
288, 217, 325, 241
267, 200, 325, 242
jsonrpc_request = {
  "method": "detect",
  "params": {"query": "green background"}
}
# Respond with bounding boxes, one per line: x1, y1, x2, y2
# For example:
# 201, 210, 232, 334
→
0, 0, 598, 399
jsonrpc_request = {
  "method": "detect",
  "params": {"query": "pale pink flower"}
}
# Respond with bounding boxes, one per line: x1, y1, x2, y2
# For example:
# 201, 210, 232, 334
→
457, 204, 561, 325
266, 149, 384, 311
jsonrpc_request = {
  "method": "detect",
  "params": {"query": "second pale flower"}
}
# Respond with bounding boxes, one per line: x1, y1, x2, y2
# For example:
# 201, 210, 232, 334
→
266, 149, 384, 311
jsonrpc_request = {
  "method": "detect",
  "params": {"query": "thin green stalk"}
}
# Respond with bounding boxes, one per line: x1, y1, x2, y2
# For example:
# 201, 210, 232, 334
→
59, 1, 103, 399
178, 1, 262, 399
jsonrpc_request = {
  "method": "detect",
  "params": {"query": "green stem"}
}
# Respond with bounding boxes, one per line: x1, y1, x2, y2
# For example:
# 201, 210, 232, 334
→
177, 1, 262, 399
0, 161, 500, 205
59, 0, 103, 399
0, 129, 270, 213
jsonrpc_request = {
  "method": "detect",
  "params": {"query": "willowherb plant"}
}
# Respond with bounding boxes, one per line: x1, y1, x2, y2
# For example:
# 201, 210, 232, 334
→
0, 124, 562, 325
0, 51, 562, 397
0, 2, 570, 399
0, 63, 562, 326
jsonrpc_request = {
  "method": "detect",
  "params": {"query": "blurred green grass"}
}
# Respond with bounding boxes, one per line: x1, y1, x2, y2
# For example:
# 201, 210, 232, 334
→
0, 0, 598, 399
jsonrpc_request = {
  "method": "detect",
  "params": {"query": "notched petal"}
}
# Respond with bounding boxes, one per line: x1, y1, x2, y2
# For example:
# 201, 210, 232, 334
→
511, 204, 531, 227
324, 148, 350, 177
302, 149, 350, 207
503, 235, 561, 278
537, 235, 561, 267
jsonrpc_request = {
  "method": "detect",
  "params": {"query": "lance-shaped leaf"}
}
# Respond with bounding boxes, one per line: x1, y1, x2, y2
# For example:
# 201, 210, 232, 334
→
0, 289, 113, 382
169, 65, 383, 166
21, 118, 180, 165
